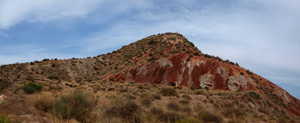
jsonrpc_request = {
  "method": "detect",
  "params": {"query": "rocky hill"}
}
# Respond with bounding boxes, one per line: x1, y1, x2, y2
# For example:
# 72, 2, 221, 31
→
0, 33, 299, 122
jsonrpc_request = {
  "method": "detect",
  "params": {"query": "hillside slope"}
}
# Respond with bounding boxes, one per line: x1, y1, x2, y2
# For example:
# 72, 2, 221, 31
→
0, 33, 299, 122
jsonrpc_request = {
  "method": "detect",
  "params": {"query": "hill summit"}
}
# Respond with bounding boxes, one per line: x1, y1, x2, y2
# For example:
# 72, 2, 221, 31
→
0, 32, 299, 122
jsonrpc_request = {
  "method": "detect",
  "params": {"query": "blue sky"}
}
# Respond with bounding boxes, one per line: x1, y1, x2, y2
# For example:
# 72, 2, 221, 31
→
0, 0, 299, 99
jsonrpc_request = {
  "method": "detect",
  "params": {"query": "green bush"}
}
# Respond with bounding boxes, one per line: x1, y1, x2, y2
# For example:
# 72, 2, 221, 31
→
48, 75, 59, 80
23, 82, 43, 94
160, 88, 178, 97
0, 113, 11, 123
51, 91, 96, 122
247, 91, 260, 99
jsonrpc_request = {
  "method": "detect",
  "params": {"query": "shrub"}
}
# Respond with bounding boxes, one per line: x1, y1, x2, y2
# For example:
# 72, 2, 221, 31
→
141, 98, 152, 108
23, 82, 43, 94
123, 94, 137, 100
193, 52, 201, 56
181, 107, 192, 114
153, 93, 161, 100
258, 106, 269, 115
150, 107, 164, 118
167, 102, 181, 111
151, 108, 183, 123
104, 101, 142, 123
174, 117, 201, 123
181, 94, 192, 100
148, 57, 159, 62
0, 113, 11, 123
222, 107, 245, 119
247, 91, 260, 99
48, 75, 59, 80
190, 87, 195, 90
148, 40, 155, 44
34, 98, 53, 112
160, 88, 178, 97
26, 75, 35, 82
198, 110, 223, 123
161, 112, 182, 122
195, 91, 203, 95
51, 91, 96, 122
179, 100, 190, 105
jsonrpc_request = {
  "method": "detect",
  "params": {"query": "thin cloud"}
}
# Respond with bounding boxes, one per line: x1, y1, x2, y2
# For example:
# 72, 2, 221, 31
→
0, 0, 103, 29
0, 32, 9, 38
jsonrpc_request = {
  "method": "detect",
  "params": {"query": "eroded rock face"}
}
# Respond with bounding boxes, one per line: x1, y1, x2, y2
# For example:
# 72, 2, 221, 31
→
111, 53, 300, 116
112, 53, 256, 91
200, 74, 214, 89
275, 87, 291, 103
227, 74, 252, 90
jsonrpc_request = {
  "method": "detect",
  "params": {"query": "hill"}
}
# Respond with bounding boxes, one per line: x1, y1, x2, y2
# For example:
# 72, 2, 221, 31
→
0, 32, 299, 122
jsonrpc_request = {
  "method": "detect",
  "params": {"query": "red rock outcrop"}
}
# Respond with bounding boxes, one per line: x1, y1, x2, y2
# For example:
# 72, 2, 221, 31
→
111, 52, 300, 116
112, 53, 256, 90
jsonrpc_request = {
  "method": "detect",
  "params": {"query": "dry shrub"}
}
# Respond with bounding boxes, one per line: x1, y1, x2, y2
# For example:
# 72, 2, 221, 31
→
122, 93, 136, 100
167, 102, 181, 111
258, 106, 269, 115
181, 94, 192, 100
160, 88, 178, 97
150, 107, 183, 122
104, 101, 142, 123
222, 106, 245, 119
153, 93, 161, 100
34, 92, 54, 112
150, 107, 164, 118
174, 117, 201, 123
179, 99, 190, 105
198, 110, 223, 123
181, 106, 192, 114
51, 91, 97, 122
161, 112, 182, 122
141, 98, 152, 108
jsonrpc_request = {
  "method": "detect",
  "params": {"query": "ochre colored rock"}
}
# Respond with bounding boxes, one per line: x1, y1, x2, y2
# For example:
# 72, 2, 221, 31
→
112, 53, 255, 90
111, 53, 300, 116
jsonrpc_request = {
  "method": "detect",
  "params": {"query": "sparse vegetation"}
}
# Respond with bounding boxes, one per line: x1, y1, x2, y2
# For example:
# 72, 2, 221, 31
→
198, 110, 223, 123
48, 75, 59, 80
50, 91, 96, 122
0, 113, 11, 123
22, 82, 43, 94
104, 101, 142, 123
247, 91, 260, 99
160, 88, 178, 97
167, 101, 181, 111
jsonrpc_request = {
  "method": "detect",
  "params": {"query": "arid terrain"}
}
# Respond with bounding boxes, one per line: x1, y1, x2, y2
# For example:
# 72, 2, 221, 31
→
0, 33, 299, 123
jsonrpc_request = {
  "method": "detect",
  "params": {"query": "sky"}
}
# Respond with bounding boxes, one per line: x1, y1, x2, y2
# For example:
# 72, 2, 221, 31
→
0, 0, 299, 99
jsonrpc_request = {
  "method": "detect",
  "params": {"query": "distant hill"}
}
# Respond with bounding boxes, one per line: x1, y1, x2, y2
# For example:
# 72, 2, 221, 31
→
0, 32, 299, 122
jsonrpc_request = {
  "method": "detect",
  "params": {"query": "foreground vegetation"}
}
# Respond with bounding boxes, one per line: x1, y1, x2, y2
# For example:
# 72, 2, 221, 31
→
0, 80, 297, 123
